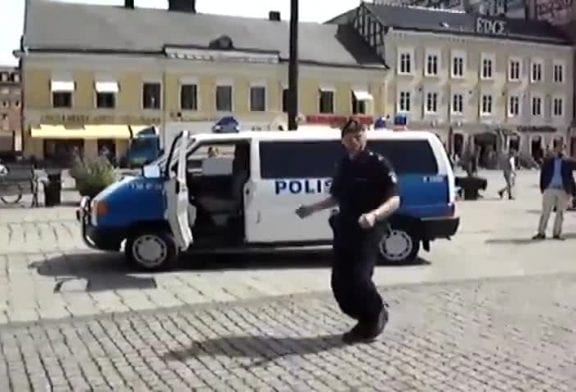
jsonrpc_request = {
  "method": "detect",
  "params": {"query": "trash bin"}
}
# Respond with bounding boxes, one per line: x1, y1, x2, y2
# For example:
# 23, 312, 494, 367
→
44, 170, 62, 207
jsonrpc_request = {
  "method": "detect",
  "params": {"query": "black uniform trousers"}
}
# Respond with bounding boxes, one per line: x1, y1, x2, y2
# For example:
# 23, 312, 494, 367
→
329, 213, 385, 324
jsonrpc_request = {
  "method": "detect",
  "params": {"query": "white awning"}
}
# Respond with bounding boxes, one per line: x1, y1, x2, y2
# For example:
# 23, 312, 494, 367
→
95, 81, 119, 93
353, 90, 374, 101
50, 81, 75, 92
319, 85, 335, 92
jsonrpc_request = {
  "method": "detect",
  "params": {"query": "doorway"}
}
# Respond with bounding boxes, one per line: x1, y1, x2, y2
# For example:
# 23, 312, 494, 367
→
453, 133, 464, 158
531, 136, 543, 163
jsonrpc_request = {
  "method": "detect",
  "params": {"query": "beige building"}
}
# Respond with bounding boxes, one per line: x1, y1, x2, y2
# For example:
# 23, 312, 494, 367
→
330, 4, 574, 165
17, 0, 386, 163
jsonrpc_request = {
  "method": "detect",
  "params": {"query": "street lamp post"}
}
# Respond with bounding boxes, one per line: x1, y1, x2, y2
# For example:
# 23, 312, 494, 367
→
287, 0, 299, 130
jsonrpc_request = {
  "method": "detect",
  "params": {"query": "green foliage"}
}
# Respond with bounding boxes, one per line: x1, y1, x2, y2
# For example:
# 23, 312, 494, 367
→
70, 156, 118, 197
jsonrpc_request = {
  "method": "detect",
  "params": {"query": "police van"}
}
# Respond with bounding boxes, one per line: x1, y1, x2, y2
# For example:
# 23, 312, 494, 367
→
77, 128, 459, 271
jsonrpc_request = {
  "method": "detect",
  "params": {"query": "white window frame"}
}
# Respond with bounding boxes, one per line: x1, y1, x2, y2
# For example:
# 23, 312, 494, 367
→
507, 94, 520, 118
552, 61, 565, 83
552, 95, 565, 117
508, 58, 521, 82
451, 92, 464, 115
249, 81, 267, 112
531, 94, 543, 116
397, 48, 414, 75
424, 90, 439, 114
480, 94, 493, 116
450, 50, 466, 79
480, 53, 495, 80
215, 80, 234, 112
397, 90, 412, 113
530, 58, 543, 83
425, 49, 441, 77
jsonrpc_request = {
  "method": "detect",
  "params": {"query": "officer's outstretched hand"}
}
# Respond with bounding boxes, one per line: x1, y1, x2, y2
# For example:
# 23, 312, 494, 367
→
358, 212, 377, 229
295, 205, 314, 219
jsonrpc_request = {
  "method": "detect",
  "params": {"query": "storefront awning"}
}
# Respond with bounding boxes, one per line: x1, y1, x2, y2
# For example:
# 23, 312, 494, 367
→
30, 124, 136, 139
352, 90, 374, 101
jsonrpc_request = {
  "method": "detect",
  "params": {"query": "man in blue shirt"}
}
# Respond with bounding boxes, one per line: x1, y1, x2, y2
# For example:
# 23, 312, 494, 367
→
533, 143, 576, 240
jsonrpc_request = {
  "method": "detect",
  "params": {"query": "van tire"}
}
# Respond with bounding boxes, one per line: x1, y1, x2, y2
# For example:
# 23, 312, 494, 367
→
377, 226, 420, 265
125, 230, 179, 272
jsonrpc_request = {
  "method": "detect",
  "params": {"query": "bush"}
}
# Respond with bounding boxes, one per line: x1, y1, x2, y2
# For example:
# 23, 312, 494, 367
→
70, 156, 118, 198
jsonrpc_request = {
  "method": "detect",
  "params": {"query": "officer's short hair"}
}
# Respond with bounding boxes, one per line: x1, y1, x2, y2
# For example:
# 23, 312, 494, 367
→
340, 118, 365, 138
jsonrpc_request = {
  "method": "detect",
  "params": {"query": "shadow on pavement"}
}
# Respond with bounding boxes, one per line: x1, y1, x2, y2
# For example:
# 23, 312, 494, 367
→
28, 252, 430, 293
485, 233, 576, 245
163, 333, 346, 367
28, 253, 157, 293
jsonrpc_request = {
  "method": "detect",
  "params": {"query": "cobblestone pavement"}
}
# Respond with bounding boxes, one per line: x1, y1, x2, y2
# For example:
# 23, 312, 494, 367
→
1, 170, 576, 325
2, 274, 576, 391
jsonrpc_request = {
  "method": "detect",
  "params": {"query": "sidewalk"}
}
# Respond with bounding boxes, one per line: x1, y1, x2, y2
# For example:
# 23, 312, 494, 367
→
1, 274, 575, 391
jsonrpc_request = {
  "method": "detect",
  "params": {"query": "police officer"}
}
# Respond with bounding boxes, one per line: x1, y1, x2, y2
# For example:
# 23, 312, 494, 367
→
296, 119, 400, 343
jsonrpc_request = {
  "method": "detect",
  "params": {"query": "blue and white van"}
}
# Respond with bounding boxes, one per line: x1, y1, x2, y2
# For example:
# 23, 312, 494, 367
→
76, 128, 460, 271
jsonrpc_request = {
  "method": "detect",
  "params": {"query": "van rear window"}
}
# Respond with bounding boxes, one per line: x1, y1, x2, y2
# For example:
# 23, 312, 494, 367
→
259, 139, 439, 179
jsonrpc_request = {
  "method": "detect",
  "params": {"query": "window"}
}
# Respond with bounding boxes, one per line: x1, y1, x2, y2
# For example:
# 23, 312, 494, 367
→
13, 100, 20, 108
508, 95, 520, 117
481, 94, 492, 115
250, 85, 266, 112
216, 85, 233, 112
531, 61, 542, 82
52, 92, 72, 108
481, 55, 494, 79
398, 91, 411, 112
398, 50, 413, 74
553, 97, 564, 117
451, 53, 465, 78
142, 82, 161, 109
553, 63, 564, 83
11, 74, 20, 83
425, 92, 438, 113
509, 60, 520, 81
425, 52, 439, 76
96, 92, 115, 109
352, 93, 366, 114
180, 84, 198, 111
451, 93, 463, 114
259, 140, 439, 179
531, 96, 542, 116
1, 101, 8, 108
282, 88, 289, 113
319, 90, 334, 113
185, 141, 250, 178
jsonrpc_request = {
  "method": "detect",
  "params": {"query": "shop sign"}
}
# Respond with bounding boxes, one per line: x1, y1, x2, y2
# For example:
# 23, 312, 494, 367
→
475, 17, 507, 36
518, 126, 557, 133
39, 113, 162, 125
305, 114, 373, 126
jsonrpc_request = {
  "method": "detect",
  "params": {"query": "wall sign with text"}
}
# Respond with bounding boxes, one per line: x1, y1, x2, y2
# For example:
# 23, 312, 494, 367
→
475, 17, 507, 36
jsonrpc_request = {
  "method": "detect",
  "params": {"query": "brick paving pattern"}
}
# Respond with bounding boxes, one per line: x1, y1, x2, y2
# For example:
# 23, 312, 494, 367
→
2, 274, 576, 391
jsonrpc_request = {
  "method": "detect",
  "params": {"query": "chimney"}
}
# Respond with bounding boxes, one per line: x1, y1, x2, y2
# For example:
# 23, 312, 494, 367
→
269, 11, 281, 21
168, 0, 196, 12
124, 0, 134, 9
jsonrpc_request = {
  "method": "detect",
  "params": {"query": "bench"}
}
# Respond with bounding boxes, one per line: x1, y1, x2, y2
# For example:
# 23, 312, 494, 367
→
0, 164, 39, 207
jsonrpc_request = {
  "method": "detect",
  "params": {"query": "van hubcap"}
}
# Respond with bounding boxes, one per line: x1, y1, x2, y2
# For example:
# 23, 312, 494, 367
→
133, 235, 167, 267
379, 230, 413, 262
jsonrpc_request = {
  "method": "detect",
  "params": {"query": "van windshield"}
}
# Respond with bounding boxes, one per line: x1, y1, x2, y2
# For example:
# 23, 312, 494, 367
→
259, 139, 439, 179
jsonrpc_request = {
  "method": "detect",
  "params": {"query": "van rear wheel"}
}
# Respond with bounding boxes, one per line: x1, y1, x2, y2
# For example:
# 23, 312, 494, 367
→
378, 227, 420, 265
125, 230, 179, 272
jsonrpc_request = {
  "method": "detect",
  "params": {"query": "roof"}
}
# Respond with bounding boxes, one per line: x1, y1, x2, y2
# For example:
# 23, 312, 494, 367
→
192, 129, 435, 143
22, 0, 386, 69
347, 4, 571, 45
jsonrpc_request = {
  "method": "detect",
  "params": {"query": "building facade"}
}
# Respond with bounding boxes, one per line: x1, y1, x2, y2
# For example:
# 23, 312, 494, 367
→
18, 0, 386, 163
330, 4, 573, 164
0, 67, 22, 155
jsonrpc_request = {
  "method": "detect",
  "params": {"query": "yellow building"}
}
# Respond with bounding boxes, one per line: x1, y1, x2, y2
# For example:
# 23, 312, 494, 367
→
17, 0, 387, 163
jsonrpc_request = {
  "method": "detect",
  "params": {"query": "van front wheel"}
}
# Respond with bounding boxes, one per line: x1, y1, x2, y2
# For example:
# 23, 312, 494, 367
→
377, 227, 420, 265
125, 230, 179, 272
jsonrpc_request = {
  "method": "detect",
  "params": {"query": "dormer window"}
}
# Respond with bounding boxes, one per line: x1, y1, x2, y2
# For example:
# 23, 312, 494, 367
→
209, 35, 234, 50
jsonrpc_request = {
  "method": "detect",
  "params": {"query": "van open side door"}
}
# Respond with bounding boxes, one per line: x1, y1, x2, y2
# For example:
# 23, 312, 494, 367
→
165, 130, 193, 251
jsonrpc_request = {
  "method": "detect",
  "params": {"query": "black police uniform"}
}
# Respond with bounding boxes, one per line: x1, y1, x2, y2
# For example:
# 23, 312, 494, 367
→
329, 148, 399, 337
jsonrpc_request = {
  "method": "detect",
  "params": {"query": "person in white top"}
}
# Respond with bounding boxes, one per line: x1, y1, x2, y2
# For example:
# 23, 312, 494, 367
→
498, 149, 517, 200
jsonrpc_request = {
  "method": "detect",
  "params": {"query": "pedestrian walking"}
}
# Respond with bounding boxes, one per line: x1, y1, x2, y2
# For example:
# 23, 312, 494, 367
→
533, 143, 576, 240
498, 149, 517, 200
295, 118, 401, 344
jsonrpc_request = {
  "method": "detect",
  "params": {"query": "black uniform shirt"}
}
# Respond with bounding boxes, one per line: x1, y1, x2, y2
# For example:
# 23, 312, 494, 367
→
330, 149, 399, 221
